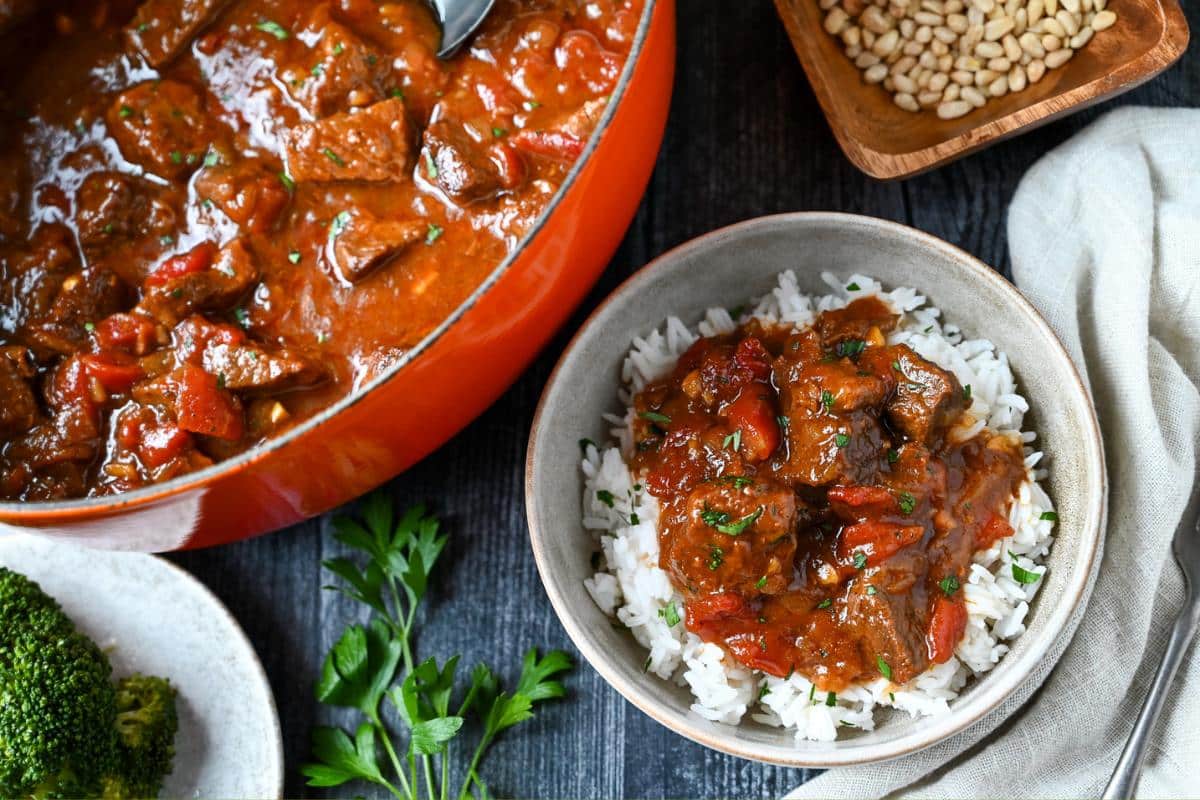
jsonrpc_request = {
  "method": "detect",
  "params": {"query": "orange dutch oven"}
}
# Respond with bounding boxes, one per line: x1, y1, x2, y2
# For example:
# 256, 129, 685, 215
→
0, 0, 676, 551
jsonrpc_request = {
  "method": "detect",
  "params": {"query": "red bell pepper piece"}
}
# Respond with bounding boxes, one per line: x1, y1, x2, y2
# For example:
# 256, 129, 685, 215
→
145, 242, 216, 288
173, 364, 243, 441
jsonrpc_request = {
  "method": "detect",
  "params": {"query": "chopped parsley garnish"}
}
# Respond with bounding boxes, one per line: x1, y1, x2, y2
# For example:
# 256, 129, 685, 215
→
963, 383, 972, 402
853, 551, 868, 570
492, 127, 507, 138
897, 491, 916, 515
835, 433, 850, 448
846, 281, 861, 291
1010, 556, 1041, 585
889, 691, 896, 702
1040, 511, 1058, 522
808, 684, 816, 703
707, 545, 724, 570
83, 321, 95, 332
777, 415, 790, 430
333, 42, 345, 55
939, 575, 960, 596
717, 475, 754, 488
755, 575, 768, 589
118, 105, 134, 118
424, 151, 439, 179
658, 602, 681, 627
643, 656, 652, 673
278, 172, 296, 191
825, 692, 837, 707
639, 410, 671, 426
233, 307, 249, 328
892, 360, 901, 371
876, 656, 892, 680
596, 490, 615, 508
523, 100, 541, 111
159, 234, 174, 246
722, 429, 742, 452
821, 390, 835, 411
288, 250, 301, 264
866, 585, 878, 595
703, 506, 763, 536
817, 598, 832, 609
578, 438, 596, 455
322, 148, 345, 167
836, 339, 866, 358
255, 19, 290, 39
169, 150, 182, 164
425, 223, 444, 245
887, 449, 899, 463
629, 513, 639, 525
329, 210, 351, 239
759, 685, 771, 699
203, 150, 220, 167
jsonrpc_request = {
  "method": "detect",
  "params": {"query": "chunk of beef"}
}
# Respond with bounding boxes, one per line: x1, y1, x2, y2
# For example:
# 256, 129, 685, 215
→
138, 239, 259, 325
107, 80, 220, 179
125, 0, 230, 67
844, 552, 930, 684
0, 346, 36, 436
22, 269, 127, 359
202, 340, 325, 394
75, 171, 179, 256
324, 208, 424, 283
0, 224, 79, 341
662, 478, 797, 596
886, 345, 965, 445
421, 120, 507, 203
292, 15, 387, 118
813, 296, 899, 348
283, 98, 412, 183
193, 161, 290, 233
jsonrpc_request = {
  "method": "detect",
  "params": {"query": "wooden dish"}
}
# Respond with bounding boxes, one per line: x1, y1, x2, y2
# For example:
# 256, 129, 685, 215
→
775, 0, 1189, 179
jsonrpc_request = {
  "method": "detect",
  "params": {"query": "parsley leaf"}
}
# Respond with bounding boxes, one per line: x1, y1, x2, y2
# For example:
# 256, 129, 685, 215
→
939, 575, 960, 596
639, 410, 671, 426
897, 491, 916, 515
659, 602, 681, 627
876, 655, 893, 680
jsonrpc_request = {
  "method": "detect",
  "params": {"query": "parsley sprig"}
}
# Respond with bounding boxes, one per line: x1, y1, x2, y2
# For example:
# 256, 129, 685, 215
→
303, 495, 573, 800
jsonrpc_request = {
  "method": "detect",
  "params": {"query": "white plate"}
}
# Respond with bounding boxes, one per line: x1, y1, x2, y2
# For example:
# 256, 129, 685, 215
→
0, 534, 284, 799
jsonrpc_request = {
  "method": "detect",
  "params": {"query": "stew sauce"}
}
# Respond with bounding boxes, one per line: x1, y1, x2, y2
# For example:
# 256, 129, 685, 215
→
632, 298, 1026, 691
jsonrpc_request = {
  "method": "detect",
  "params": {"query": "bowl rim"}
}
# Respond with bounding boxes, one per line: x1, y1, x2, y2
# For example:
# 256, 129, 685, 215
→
3, 0, 662, 518
525, 211, 1107, 767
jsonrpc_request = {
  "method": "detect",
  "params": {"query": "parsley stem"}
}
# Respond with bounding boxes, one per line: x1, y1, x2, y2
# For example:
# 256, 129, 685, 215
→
442, 748, 451, 800
374, 714, 415, 800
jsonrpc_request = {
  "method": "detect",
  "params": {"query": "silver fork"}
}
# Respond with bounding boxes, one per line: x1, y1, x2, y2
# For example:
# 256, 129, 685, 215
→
1102, 487, 1200, 799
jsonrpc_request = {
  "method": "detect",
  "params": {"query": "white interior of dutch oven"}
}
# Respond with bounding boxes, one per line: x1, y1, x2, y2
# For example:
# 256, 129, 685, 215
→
527, 212, 1105, 767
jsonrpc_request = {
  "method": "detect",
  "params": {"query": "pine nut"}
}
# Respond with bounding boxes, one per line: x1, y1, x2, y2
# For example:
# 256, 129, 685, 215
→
1060, 0, 1080, 12
987, 74, 1008, 95
820, 0, 839, 9
931, 38, 951, 54
891, 55, 918, 73
862, 6, 895, 33
938, 53, 954, 70
914, 10, 945, 24
1040, 17, 1065, 35
1069, 27, 1092, 47
1045, 0, 1057, 14
825, 7, 851, 34
929, 71, 950, 91
1092, 9, 1116, 29
1028, 0, 1044, 22
903, 40, 925, 55
1055, 9, 1079, 35
937, 99, 973, 117
974, 0, 996, 13
984, 17, 1015, 40
1044, 47, 1073, 67
974, 68, 998, 85
943, 82, 961, 100
947, 13, 969, 31
1002, 33, 1023, 60
1014, 7, 1027, 34
987, 57, 1011, 71
920, 50, 940, 69
1019, 31, 1046, 56
843, 25, 863, 46
894, 91, 920, 111
900, 18, 917, 37
873, 28, 901, 54
918, 90, 943, 106
847, 43, 863, 58
855, 51, 881, 67
962, 85, 987, 106
1008, 63, 1027, 90
864, 63, 890, 82
893, 73, 919, 93
951, 69, 974, 84
1026, 58, 1046, 81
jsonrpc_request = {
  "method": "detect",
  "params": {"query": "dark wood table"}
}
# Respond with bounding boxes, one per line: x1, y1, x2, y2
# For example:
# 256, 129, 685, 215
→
168, 3, 1197, 797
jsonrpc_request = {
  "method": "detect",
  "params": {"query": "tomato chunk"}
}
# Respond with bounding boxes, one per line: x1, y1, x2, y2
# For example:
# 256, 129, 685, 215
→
927, 595, 968, 663
828, 485, 898, 518
145, 242, 216, 288
839, 520, 924, 566
685, 592, 751, 626
173, 364, 243, 441
510, 129, 586, 162
977, 514, 1014, 549
722, 389, 779, 463
94, 313, 158, 355
725, 630, 793, 677
80, 354, 144, 394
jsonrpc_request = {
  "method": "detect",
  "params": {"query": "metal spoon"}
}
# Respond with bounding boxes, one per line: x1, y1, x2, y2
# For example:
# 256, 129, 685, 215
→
1102, 487, 1200, 799
429, 0, 496, 58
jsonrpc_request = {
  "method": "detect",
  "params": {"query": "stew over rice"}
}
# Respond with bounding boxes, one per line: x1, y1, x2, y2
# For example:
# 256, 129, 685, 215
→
0, 0, 642, 500
631, 297, 1027, 691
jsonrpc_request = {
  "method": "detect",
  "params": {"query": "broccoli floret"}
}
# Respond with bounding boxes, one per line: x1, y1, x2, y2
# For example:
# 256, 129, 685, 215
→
0, 568, 178, 800
107, 675, 178, 798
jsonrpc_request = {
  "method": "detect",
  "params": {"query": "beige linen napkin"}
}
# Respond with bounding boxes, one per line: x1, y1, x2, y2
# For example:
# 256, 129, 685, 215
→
790, 107, 1200, 798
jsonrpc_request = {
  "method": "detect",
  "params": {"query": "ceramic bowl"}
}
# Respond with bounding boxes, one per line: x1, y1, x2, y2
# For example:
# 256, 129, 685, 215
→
0, 0, 675, 551
525, 212, 1106, 766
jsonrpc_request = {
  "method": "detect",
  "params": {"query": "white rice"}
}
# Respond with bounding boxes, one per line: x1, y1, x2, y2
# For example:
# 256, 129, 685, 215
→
581, 271, 1056, 743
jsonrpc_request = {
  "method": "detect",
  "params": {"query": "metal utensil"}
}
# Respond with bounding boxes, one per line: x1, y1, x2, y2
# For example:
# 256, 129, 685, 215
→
1102, 488, 1200, 800
429, 0, 496, 58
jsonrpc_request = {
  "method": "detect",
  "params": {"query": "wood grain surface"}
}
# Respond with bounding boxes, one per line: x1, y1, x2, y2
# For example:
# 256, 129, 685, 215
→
167, 3, 1198, 797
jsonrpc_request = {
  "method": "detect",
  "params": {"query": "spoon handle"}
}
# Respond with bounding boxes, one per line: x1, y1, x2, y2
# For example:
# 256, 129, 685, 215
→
1101, 601, 1200, 800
